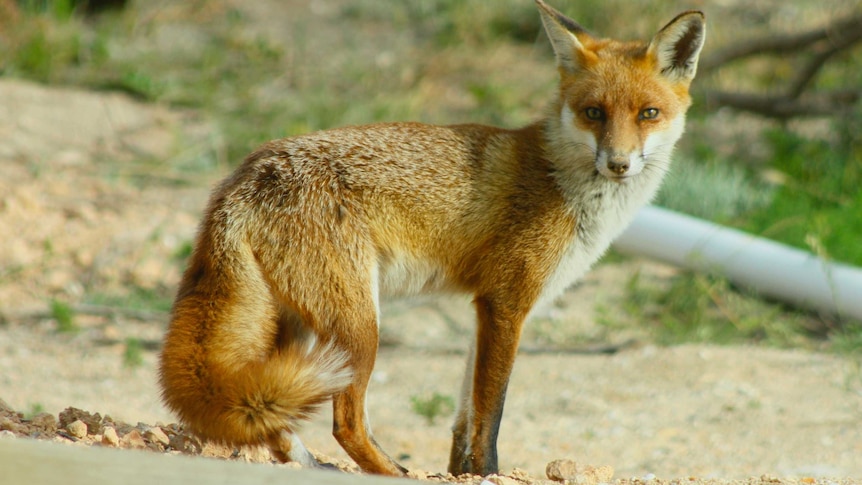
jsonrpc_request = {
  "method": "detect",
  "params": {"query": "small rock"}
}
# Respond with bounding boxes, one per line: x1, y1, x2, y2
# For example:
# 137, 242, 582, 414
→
547, 459, 579, 481
0, 416, 23, 434
484, 475, 519, 485
120, 429, 147, 449
546, 459, 613, 485
168, 432, 202, 455
0, 430, 16, 439
66, 419, 88, 439
144, 427, 170, 447
591, 465, 614, 483
29, 412, 57, 434
235, 446, 270, 463
407, 469, 428, 480
101, 426, 120, 447
510, 468, 531, 481
59, 407, 103, 435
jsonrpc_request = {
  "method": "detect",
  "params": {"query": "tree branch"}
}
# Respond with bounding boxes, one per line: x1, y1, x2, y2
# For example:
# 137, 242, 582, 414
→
706, 89, 861, 119
701, 10, 862, 119
700, 11, 862, 73
0, 304, 167, 324
787, 23, 862, 98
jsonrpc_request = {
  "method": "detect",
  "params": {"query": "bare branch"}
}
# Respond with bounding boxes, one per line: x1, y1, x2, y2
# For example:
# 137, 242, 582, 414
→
701, 10, 862, 119
0, 304, 167, 324
788, 23, 862, 98
706, 89, 861, 119
701, 11, 862, 72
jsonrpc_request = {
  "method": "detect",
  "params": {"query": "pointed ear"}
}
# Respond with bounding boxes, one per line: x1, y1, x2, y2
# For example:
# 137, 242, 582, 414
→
535, 0, 591, 73
648, 11, 706, 82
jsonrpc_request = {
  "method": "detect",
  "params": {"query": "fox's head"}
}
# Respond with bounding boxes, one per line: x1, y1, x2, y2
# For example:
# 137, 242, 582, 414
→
537, 0, 705, 184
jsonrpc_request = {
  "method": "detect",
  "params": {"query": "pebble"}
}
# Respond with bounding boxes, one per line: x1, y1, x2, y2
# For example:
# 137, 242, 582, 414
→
407, 470, 428, 480
29, 412, 57, 434
547, 459, 576, 481
168, 432, 202, 455
143, 427, 170, 447
66, 419, 88, 439
483, 475, 520, 485
546, 459, 614, 485
101, 426, 119, 447
0, 416, 24, 434
120, 429, 147, 449
58, 408, 103, 436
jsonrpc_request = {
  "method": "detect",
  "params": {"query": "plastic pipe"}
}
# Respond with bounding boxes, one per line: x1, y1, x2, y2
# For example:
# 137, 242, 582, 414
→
613, 205, 862, 321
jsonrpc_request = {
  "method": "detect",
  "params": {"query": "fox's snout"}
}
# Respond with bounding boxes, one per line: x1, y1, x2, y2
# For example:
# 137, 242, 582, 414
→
597, 149, 642, 180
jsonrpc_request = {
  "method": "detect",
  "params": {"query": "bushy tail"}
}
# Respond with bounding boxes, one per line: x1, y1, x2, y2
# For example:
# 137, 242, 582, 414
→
159, 331, 352, 446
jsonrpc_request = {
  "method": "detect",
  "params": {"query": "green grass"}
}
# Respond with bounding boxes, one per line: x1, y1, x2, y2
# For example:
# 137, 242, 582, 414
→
50, 299, 78, 333
123, 337, 145, 368
86, 286, 173, 315
740, 125, 862, 266
614, 268, 860, 351
656, 158, 775, 224
24, 402, 46, 420
658, 113, 862, 267
830, 321, 862, 354
410, 392, 455, 425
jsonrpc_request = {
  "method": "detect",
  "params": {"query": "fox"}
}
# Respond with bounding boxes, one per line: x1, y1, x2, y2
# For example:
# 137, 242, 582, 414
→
158, 0, 705, 478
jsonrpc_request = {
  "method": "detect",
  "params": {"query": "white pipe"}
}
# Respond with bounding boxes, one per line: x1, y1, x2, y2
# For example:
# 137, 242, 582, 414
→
613, 205, 862, 321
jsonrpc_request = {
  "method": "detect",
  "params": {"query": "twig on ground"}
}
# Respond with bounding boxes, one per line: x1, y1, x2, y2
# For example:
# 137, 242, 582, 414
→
0, 304, 167, 324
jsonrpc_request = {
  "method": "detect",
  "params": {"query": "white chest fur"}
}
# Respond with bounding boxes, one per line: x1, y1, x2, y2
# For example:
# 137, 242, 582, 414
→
532, 175, 664, 315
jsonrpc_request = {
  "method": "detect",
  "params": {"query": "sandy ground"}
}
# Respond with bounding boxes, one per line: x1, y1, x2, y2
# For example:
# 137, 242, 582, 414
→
1, 77, 861, 484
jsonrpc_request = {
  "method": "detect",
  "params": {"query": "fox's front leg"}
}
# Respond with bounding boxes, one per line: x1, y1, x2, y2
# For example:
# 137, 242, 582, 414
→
449, 295, 528, 476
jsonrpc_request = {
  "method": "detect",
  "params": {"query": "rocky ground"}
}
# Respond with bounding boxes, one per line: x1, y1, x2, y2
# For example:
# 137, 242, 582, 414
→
1, 74, 861, 484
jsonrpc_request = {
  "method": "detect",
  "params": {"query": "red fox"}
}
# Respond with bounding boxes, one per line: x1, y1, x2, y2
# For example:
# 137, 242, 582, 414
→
159, 0, 705, 477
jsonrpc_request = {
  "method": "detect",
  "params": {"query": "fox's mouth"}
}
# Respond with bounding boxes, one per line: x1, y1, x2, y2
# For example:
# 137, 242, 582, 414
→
609, 173, 634, 183
596, 170, 635, 184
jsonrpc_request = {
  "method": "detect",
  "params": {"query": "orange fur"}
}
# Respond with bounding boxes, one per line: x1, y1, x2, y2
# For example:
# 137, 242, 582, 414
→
159, 0, 705, 477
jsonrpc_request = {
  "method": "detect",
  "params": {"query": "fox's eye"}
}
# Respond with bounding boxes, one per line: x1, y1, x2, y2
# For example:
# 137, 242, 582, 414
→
584, 107, 604, 121
640, 108, 660, 120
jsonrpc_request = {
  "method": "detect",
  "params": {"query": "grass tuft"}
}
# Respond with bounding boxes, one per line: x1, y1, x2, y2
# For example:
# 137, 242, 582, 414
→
123, 337, 144, 368
618, 270, 818, 348
656, 159, 774, 223
410, 392, 455, 425
50, 299, 78, 333
24, 402, 46, 420
86, 287, 173, 315
740, 126, 862, 266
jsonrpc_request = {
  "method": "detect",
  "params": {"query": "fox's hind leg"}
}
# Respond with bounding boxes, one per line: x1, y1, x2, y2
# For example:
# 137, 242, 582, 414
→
328, 293, 407, 476
268, 249, 404, 474
267, 430, 319, 467
262, 310, 330, 469
249, 190, 405, 474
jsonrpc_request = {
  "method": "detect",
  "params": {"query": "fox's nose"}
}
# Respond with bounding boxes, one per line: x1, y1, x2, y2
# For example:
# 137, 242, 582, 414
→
607, 157, 630, 175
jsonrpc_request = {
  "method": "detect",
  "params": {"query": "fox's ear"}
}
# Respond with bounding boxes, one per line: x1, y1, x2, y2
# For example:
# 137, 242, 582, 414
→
535, 0, 591, 73
648, 11, 706, 83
